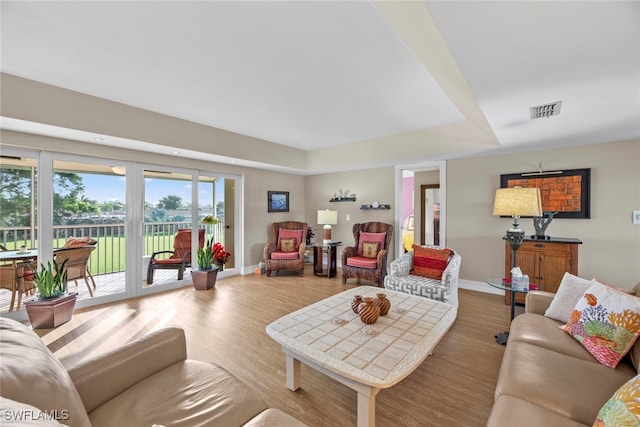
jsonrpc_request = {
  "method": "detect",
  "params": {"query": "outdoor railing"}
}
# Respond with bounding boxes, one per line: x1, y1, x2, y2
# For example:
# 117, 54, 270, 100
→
0, 222, 225, 276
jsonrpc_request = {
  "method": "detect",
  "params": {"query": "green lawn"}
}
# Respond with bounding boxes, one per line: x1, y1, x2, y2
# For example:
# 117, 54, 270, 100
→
21, 234, 177, 275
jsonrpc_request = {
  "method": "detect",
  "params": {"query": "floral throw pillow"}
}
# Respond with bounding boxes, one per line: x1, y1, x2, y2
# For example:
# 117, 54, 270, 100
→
561, 283, 640, 368
279, 238, 296, 253
594, 374, 640, 426
361, 242, 379, 258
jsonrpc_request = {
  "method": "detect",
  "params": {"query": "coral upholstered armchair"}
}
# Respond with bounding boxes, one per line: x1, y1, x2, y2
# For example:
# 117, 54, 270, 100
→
342, 222, 393, 286
263, 221, 308, 277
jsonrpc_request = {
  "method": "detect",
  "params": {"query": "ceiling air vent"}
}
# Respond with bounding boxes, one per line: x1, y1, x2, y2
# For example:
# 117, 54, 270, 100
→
530, 101, 562, 119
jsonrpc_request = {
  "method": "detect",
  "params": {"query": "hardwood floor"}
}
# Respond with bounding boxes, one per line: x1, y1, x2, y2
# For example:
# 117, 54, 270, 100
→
31, 266, 510, 427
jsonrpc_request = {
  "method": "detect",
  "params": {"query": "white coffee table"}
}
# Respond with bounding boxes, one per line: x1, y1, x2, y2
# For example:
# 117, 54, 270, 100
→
266, 286, 457, 427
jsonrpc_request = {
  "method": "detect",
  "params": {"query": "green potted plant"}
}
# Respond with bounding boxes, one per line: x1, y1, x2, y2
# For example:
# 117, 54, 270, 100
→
25, 260, 77, 329
192, 237, 218, 290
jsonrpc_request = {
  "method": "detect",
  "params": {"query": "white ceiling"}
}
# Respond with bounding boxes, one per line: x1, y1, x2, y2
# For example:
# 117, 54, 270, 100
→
1, 1, 639, 172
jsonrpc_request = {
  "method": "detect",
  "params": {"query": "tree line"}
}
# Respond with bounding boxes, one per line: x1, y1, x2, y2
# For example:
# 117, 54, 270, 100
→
0, 168, 222, 227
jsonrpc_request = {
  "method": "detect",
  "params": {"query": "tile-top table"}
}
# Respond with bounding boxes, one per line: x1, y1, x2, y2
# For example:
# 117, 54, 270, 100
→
266, 286, 457, 427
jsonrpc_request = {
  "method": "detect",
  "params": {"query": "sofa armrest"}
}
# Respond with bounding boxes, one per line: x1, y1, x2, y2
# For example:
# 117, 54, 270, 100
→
388, 251, 412, 278
442, 252, 461, 288
68, 326, 187, 413
524, 291, 556, 314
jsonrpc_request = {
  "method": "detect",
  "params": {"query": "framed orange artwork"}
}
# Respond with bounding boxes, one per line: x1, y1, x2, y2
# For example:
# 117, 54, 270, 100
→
500, 168, 590, 219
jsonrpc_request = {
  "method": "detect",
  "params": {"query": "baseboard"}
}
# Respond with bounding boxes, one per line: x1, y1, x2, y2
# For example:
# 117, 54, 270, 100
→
243, 264, 507, 298
459, 279, 504, 296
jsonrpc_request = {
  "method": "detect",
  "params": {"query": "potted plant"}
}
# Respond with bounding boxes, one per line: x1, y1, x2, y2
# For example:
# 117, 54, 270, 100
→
192, 237, 218, 290
24, 260, 77, 329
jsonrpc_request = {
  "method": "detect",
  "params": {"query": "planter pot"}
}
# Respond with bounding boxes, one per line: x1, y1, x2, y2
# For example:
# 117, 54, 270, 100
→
192, 268, 218, 290
24, 292, 77, 329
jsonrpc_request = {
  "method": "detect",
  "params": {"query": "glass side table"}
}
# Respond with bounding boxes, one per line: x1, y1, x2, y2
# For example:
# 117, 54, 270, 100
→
486, 278, 537, 345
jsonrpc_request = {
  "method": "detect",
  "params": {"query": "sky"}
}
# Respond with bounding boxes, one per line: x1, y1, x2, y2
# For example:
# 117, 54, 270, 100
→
79, 173, 224, 207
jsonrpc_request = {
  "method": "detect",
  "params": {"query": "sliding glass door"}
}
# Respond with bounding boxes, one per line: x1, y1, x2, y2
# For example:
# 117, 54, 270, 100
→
1, 147, 242, 317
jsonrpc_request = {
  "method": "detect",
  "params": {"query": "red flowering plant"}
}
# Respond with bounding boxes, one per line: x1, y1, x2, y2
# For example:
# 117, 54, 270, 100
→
212, 242, 231, 267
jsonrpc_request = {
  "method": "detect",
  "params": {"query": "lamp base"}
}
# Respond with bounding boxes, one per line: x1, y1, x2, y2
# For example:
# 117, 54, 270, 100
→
495, 331, 509, 345
323, 225, 332, 245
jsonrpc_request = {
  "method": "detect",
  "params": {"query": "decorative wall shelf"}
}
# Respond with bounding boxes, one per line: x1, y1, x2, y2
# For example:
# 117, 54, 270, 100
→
330, 196, 356, 202
360, 204, 391, 210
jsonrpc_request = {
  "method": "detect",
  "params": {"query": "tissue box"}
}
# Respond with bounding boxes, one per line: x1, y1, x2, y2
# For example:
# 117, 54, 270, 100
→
512, 275, 530, 292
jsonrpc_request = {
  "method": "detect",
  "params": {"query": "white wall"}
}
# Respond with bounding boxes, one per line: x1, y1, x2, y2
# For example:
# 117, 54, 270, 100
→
305, 168, 396, 264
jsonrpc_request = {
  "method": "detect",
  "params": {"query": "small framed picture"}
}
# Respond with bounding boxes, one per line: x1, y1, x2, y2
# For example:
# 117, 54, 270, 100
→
268, 191, 289, 213
633, 211, 640, 225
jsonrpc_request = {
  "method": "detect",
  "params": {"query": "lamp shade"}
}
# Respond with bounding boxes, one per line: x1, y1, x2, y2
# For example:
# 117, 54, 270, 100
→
493, 188, 542, 217
317, 210, 338, 225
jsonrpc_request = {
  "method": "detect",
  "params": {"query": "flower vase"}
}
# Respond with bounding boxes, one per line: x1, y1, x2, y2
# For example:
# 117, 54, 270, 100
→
216, 261, 224, 272
25, 292, 77, 329
192, 268, 217, 290
374, 293, 391, 316
351, 295, 363, 313
358, 297, 380, 324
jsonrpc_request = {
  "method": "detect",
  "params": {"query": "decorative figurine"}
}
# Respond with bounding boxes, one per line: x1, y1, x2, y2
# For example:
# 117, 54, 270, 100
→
533, 211, 558, 240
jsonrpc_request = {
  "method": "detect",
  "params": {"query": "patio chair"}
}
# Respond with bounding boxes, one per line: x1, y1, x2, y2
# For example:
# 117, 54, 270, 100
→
54, 245, 97, 297
0, 246, 36, 311
147, 229, 205, 284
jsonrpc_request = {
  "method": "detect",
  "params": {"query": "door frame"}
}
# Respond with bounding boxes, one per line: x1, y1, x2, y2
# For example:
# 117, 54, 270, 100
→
394, 160, 446, 258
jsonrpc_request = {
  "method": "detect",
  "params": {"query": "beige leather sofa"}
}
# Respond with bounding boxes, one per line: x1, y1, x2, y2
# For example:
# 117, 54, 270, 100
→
0, 318, 305, 427
487, 290, 640, 427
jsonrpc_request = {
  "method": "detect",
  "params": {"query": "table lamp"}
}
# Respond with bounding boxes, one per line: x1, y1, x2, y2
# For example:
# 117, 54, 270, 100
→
493, 187, 542, 269
317, 210, 338, 245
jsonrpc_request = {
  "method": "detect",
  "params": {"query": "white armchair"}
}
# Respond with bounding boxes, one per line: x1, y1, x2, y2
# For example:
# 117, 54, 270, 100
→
383, 246, 461, 308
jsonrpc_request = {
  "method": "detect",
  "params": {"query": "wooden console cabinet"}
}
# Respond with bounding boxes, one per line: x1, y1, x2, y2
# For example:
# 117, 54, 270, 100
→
504, 237, 582, 305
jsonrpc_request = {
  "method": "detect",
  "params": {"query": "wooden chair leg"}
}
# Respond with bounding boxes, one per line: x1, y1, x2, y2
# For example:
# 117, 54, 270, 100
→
9, 287, 16, 312
83, 277, 94, 297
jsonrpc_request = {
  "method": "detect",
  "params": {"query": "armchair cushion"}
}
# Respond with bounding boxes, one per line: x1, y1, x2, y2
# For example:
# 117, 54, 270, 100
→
271, 251, 300, 260
346, 256, 378, 269
361, 242, 380, 258
357, 232, 386, 256
277, 229, 303, 251
279, 238, 296, 253
411, 245, 453, 280
63, 236, 97, 248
